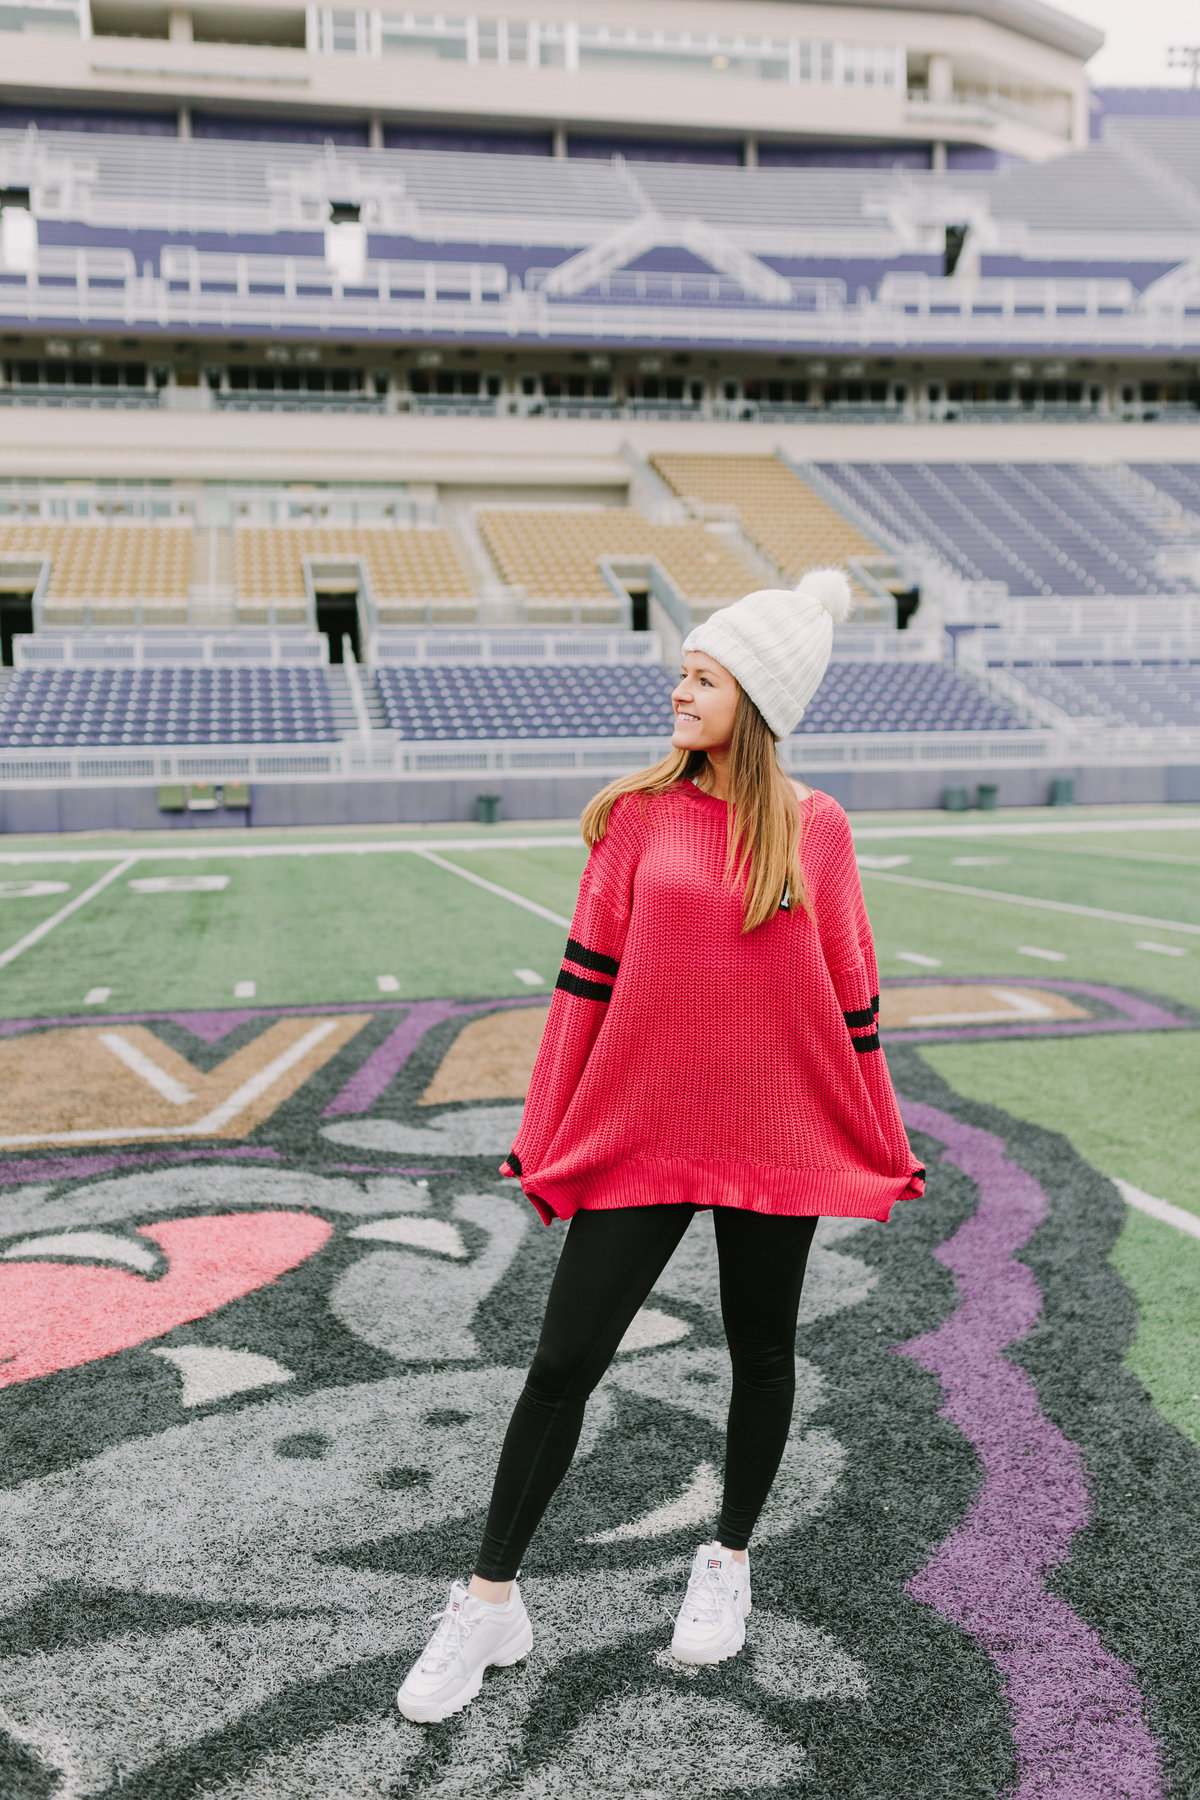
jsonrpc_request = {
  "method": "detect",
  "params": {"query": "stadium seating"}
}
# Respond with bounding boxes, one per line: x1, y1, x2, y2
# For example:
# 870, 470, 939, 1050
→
813, 464, 1190, 596
0, 666, 338, 746
0, 523, 192, 622
649, 454, 882, 581
233, 527, 476, 624
374, 660, 1025, 739
1130, 464, 1200, 514
476, 511, 758, 612
1000, 661, 1200, 727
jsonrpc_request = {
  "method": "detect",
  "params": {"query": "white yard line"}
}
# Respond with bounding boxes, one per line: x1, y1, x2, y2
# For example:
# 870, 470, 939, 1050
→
97, 1031, 194, 1106
0, 816, 1197, 868
415, 849, 572, 930
0, 856, 137, 972
0, 1018, 341, 1148
1116, 1180, 1200, 1244
858, 868, 1200, 937
0, 836, 584, 866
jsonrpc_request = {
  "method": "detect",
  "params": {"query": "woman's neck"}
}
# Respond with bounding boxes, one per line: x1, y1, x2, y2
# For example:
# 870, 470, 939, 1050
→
696, 748, 732, 804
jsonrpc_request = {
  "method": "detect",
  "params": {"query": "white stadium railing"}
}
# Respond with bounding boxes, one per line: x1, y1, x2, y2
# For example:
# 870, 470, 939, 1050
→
370, 631, 662, 665
13, 632, 329, 668
8, 255, 1200, 351
0, 724, 1195, 787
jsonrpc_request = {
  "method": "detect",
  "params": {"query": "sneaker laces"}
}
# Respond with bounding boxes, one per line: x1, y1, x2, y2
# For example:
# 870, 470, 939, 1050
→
680, 1558, 735, 1629
419, 1596, 477, 1676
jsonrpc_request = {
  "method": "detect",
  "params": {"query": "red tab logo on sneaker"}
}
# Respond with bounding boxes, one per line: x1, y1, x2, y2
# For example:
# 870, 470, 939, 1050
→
707, 1558, 723, 1569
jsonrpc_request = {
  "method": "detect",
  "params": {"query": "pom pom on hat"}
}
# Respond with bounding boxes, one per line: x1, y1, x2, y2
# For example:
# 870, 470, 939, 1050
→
681, 564, 854, 738
795, 566, 853, 624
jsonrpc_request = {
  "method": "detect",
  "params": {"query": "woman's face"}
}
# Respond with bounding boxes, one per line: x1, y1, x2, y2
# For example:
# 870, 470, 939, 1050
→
670, 652, 740, 754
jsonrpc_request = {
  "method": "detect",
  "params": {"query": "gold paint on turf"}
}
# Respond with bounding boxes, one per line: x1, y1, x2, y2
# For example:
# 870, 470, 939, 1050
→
0, 1015, 370, 1146
879, 985, 1089, 1030
420, 1007, 551, 1106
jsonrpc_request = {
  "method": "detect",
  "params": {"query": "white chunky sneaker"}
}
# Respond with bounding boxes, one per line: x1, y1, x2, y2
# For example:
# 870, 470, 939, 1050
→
670, 1543, 752, 1666
397, 1580, 533, 1723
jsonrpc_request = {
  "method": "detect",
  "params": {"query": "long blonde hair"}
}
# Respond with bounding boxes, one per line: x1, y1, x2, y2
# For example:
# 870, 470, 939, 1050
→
580, 686, 805, 932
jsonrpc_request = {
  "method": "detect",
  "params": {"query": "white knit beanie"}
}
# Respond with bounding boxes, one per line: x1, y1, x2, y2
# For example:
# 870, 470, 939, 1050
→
681, 568, 854, 738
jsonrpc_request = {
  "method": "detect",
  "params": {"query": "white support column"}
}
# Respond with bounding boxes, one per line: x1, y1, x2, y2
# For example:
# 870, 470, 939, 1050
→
743, 136, 758, 168
369, 115, 384, 150
169, 7, 193, 40
928, 52, 953, 102
931, 140, 947, 172
553, 124, 567, 159
177, 105, 192, 140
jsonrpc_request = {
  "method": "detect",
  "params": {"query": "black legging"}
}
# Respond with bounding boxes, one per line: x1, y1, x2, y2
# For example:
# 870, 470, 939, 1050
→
475, 1203, 818, 1581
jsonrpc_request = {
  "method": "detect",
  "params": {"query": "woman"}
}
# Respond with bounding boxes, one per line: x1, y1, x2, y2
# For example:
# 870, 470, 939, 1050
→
397, 568, 924, 1723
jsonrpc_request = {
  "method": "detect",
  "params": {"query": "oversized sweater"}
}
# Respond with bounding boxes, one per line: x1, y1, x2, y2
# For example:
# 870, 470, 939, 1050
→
501, 782, 925, 1225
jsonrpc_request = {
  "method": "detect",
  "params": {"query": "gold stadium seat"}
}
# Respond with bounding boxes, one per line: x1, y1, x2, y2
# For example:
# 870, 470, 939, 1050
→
232, 526, 476, 623
475, 510, 757, 620
649, 454, 882, 582
0, 523, 192, 621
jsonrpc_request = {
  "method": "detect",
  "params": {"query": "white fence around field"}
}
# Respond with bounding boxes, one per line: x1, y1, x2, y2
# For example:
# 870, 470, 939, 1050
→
0, 723, 1196, 787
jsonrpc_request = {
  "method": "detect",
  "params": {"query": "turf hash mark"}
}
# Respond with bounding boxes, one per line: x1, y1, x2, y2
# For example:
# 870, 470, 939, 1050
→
0, 996, 1195, 1798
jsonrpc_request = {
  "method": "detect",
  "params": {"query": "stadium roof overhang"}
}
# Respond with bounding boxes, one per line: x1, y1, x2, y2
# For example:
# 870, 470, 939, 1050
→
817, 0, 1103, 61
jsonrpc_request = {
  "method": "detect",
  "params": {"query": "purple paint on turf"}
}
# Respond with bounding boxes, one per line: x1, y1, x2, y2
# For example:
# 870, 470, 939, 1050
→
167, 1011, 258, 1043
0, 1147, 283, 1185
884, 978, 1186, 1047
322, 996, 547, 1117
897, 1099, 1164, 1799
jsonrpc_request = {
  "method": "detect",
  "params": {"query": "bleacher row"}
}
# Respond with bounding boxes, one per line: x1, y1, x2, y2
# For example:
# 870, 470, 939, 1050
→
4, 658, 1198, 749
7, 125, 1200, 296
7, 457, 1200, 626
2, 453, 1199, 754
8, 459, 1200, 622
374, 662, 1026, 739
0, 668, 339, 747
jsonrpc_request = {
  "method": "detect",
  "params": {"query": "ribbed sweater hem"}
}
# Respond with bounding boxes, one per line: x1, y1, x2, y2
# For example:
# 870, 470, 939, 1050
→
501, 1155, 924, 1227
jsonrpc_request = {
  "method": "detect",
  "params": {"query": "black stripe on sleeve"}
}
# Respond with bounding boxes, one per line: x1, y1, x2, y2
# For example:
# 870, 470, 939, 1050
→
556, 969, 615, 1002
870, 994, 879, 1016
851, 1031, 880, 1054
505, 1149, 522, 1177
564, 937, 620, 978
843, 1004, 877, 1029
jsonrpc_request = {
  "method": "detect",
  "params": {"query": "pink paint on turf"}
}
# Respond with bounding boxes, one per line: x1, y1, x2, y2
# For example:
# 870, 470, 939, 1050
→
0, 1211, 331, 1387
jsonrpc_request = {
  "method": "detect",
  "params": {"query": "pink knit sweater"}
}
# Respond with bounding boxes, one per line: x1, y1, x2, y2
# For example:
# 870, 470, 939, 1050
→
501, 782, 925, 1225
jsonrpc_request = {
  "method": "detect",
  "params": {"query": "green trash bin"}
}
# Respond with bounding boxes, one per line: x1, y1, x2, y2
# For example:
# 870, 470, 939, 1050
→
976, 783, 999, 811
943, 785, 970, 813
1049, 777, 1075, 808
474, 793, 502, 825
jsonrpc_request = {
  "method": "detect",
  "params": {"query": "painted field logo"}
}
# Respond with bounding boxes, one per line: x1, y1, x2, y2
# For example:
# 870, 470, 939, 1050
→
0, 985, 1195, 1799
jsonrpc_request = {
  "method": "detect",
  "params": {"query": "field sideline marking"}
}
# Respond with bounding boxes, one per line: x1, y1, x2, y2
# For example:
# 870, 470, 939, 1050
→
414, 849, 572, 930
1116, 1179, 1200, 1243
0, 856, 137, 971
858, 868, 1200, 937
0, 814, 1198, 867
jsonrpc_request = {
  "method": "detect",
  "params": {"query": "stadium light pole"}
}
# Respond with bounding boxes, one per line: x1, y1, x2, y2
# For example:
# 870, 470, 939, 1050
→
1167, 45, 1200, 86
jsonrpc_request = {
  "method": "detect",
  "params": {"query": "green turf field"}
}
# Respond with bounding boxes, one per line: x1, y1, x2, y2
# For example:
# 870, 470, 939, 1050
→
2, 802, 1199, 1799
5, 803, 1195, 1450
